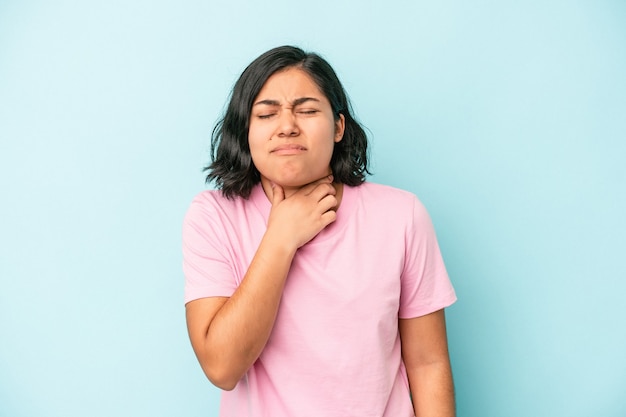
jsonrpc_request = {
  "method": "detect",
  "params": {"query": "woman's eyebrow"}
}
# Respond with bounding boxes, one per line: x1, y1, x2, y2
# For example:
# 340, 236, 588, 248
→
253, 97, 321, 106
254, 99, 280, 106
292, 97, 320, 106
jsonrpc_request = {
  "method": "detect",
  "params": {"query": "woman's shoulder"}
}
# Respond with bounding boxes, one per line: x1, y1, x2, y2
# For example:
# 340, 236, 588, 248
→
185, 188, 251, 221
186, 184, 269, 222
354, 181, 419, 203
187, 189, 227, 212
189, 188, 229, 205
350, 181, 432, 220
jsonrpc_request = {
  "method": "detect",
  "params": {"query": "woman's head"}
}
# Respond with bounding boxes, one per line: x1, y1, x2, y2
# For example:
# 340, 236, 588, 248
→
206, 45, 369, 198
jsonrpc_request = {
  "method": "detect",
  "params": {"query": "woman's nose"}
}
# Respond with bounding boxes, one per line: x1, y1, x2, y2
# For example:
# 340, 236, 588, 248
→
277, 111, 299, 137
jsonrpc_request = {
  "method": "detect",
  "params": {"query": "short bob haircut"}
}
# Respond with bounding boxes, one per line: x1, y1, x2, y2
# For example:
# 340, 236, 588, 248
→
205, 45, 370, 199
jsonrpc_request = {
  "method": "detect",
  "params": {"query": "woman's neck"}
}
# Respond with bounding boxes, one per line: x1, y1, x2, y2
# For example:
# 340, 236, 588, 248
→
260, 178, 344, 210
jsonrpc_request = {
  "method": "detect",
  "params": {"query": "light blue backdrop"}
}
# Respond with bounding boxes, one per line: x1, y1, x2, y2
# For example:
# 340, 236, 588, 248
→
1, 1, 624, 416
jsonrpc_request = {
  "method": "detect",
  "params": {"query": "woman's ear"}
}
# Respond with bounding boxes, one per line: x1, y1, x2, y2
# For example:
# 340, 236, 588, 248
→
334, 113, 346, 143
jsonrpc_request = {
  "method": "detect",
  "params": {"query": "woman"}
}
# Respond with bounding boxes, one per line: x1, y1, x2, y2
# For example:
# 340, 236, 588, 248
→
183, 45, 457, 417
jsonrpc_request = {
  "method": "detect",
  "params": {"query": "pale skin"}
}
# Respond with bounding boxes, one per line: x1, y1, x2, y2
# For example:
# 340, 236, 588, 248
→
185, 67, 455, 415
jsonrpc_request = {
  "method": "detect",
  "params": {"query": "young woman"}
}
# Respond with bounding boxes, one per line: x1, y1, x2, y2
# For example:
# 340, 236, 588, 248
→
183, 45, 457, 417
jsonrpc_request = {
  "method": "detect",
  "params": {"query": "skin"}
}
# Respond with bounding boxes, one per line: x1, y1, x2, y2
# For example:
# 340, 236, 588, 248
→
186, 67, 455, 415
400, 310, 456, 416
248, 67, 345, 199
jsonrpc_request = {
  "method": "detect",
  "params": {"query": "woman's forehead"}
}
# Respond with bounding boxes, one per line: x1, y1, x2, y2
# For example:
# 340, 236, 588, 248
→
255, 67, 327, 103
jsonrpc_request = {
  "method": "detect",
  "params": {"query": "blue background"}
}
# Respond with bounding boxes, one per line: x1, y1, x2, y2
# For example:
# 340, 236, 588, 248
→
1, 1, 625, 416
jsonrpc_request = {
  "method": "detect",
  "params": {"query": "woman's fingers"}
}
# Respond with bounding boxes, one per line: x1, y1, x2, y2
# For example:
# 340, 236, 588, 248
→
271, 183, 285, 205
299, 174, 334, 197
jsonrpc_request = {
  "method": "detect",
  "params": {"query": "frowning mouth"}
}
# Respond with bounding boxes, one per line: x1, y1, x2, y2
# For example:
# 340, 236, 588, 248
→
270, 144, 307, 155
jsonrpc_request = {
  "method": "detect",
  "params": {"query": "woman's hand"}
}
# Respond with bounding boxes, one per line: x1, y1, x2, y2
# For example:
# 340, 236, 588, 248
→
266, 174, 338, 250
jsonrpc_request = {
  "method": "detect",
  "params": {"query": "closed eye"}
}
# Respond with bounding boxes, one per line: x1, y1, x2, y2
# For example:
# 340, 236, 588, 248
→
257, 113, 276, 119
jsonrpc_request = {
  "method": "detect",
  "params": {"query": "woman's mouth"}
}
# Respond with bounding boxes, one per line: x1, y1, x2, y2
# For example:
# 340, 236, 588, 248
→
271, 144, 307, 155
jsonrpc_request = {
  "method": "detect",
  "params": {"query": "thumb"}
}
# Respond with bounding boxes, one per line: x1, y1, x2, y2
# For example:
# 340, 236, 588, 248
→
271, 183, 285, 205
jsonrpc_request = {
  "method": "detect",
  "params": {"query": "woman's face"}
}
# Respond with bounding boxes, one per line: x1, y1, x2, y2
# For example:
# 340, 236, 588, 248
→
248, 67, 345, 192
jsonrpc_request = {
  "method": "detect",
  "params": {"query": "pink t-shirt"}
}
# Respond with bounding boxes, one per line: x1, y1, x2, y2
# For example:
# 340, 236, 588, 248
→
183, 182, 456, 417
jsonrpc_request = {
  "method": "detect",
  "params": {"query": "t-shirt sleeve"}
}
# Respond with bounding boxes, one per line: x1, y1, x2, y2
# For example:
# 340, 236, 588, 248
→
398, 196, 457, 318
182, 194, 238, 304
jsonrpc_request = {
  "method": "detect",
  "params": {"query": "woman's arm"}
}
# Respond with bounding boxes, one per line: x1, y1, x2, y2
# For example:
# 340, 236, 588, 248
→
185, 233, 296, 390
185, 177, 337, 390
399, 309, 455, 417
